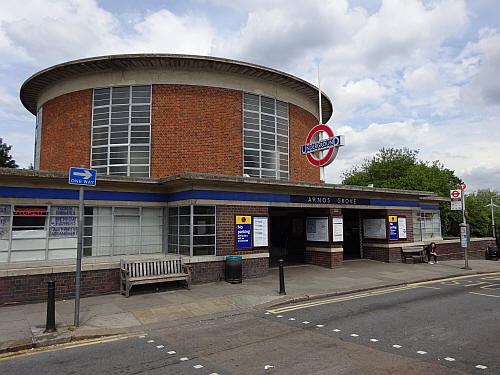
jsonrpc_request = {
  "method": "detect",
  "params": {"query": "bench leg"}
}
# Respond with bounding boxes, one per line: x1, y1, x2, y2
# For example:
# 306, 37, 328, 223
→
126, 281, 131, 297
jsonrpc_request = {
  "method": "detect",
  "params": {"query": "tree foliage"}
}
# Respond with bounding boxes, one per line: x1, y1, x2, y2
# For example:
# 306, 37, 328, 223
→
0, 138, 18, 168
466, 190, 500, 238
342, 148, 463, 237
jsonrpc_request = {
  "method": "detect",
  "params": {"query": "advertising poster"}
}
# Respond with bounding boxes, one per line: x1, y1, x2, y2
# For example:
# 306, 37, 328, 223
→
332, 216, 343, 242
397, 217, 407, 239
306, 217, 329, 242
236, 216, 252, 249
388, 216, 398, 240
363, 218, 387, 239
253, 216, 269, 247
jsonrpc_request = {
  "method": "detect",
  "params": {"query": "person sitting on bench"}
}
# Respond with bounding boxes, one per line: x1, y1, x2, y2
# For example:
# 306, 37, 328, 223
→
426, 242, 438, 264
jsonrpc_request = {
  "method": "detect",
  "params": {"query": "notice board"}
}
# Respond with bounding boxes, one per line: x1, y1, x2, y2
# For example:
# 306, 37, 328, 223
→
363, 218, 387, 239
306, 217, 329, 242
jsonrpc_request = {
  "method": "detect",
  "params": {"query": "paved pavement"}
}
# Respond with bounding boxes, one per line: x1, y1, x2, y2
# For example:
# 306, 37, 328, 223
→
1, 259, 500, 353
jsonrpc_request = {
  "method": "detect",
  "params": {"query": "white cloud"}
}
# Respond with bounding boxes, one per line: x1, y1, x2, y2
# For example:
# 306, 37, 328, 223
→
460, 27, 500, 107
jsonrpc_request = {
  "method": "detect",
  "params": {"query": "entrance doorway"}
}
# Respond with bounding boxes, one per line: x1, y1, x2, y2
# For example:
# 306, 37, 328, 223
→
342, 209, 362, 259
269, 209, 306, 266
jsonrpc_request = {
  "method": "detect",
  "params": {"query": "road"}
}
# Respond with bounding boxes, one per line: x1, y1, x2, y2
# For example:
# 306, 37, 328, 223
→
1, 273, 499, 374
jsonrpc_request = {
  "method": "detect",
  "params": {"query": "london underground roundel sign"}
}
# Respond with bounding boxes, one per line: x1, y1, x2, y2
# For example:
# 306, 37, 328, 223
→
300, 124, 345, 167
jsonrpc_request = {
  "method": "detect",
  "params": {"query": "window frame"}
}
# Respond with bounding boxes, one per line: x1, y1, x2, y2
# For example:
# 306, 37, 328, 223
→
90, 85, 152, 177
242, 92, 289, 180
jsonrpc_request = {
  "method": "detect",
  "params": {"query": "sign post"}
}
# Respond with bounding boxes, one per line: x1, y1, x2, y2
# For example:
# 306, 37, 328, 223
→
69, 166, 96, 326
458, 183, 471, 270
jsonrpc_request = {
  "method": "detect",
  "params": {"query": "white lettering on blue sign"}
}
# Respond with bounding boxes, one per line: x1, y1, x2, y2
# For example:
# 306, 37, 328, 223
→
300, 136, 343, 155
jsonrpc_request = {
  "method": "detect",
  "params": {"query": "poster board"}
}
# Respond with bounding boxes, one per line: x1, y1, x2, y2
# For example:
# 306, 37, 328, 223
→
398, 217, 407, 239
253, 216, 269, 247
306, 217, 329, 242
363, 218, 387, 239
332, 216, 343, 242
388, 216, 398, 240
235, 216, 252, 249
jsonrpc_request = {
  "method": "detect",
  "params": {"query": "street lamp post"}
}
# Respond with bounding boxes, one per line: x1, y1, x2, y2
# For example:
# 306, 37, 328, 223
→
486, 195, 498, 239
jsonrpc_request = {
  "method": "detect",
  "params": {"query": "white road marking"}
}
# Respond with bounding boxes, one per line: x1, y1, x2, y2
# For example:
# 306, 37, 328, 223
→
416, 351, 427, 355
302, 321, 310, 324
209, 373, 220, 375
393, 345, 402, 348
276, 315, 283, 318
193, 364, 204, 369
156, 345, 164, 349
167, 351, 176, 354
475, 365, 488, 369
139, 335, 146, 338
289, 318, 296, 321
370, 339, 379, 342
350, 334, 359, 337
180, 357, 189, 361
264, 365, 275, 369
147, 340, 154, 343
316, 325, 324, 328
332, 329, 341, 332
264, 312, 270, 315
444, 357, 456, 362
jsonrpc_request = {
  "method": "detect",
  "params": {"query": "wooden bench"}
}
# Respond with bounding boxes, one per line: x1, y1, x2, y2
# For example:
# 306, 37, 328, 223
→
120, 256, 192, 297
401, 245, 426, 263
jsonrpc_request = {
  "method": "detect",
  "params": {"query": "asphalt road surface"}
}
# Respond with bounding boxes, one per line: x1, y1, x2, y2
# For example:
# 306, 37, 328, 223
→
1, 273, 498, 374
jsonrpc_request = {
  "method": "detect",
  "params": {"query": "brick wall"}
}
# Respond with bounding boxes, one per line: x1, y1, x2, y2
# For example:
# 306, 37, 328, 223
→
434, 239, 496, 260
39, 89, 92, 171
189, 257, 268, 284
289, 104, 321, 183
150, 85, 243, 178
216, 205, 269, 256
38, 84, 320, 183
0, 269, 119, 306
305, 251, 343, 268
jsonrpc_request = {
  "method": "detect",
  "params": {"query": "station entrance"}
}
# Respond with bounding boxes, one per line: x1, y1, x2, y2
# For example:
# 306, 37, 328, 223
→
269, 208, 307, 266
342, 209, 363, 259
269, 207, 365, 266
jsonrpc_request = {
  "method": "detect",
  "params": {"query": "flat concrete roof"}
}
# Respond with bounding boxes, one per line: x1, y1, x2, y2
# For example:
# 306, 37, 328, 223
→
0, 168, 448, 203
20, 54, 334, 119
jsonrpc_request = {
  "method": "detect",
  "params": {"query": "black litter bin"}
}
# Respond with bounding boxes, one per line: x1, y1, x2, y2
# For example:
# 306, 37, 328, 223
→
225, 255, 242, 283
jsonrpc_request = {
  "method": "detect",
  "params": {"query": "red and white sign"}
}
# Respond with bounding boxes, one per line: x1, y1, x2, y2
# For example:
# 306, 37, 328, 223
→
300, 124, 345, 167
459, 183, 466, 191
450, 189, 462, 200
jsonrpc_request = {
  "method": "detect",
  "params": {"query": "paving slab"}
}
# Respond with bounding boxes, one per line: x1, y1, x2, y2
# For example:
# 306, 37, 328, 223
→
0, 259, 499, 353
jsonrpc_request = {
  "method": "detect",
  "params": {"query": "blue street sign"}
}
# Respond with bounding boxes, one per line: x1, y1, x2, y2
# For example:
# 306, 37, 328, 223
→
69, 167, 97, 186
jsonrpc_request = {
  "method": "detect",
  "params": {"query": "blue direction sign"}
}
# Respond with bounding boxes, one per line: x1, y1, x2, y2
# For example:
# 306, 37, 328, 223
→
69, 167, 97, 186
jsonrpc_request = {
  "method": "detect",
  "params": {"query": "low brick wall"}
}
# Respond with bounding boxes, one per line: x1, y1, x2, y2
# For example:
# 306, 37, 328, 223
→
364, 238, 496, 263
189, 257, 269, 283
0, 269, 120, 306
0, 257, 270, 306
305, 251, 343, 268
435, 239, 496, 261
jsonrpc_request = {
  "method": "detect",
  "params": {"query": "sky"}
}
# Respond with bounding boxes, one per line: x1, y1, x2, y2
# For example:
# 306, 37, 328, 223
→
0, 0, 499, 192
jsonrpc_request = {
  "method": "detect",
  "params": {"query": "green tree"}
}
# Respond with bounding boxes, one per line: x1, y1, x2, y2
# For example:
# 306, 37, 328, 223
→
342, 148, 462, 237
0, 138, 18, 168
466, 190, 500, 238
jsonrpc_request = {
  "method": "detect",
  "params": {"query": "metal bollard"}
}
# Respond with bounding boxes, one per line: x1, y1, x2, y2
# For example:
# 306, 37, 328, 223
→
45, 280, 56, 332
279, 259, 286, 295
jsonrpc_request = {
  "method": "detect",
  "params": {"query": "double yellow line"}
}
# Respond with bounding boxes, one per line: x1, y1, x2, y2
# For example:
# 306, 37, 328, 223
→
268, 285, 418, 314
0, 333, 142, 361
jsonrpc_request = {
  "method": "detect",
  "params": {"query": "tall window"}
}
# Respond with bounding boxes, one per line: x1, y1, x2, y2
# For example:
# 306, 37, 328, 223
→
168, 206, 216, 256
412, 211, 442, 241
243, 93, 289, 180
34, 106, 42, 170
91, 85, 151, 177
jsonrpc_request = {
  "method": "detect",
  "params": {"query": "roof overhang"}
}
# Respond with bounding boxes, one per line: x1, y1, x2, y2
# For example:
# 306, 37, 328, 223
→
20, 54, 334, 120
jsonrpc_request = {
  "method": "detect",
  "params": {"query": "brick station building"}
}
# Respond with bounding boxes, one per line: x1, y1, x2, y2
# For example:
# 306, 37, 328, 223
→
0, 54, 494, 305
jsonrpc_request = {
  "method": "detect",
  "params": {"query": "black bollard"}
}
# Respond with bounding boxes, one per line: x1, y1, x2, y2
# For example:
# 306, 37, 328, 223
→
45, 280, 56, 332
279, 259, 286, 295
